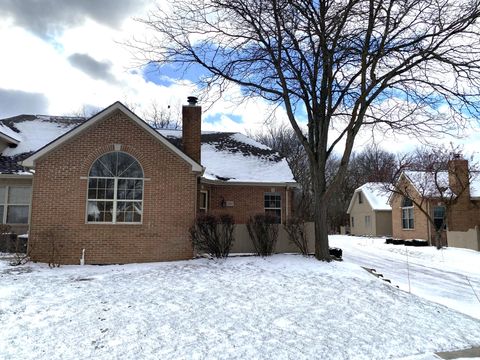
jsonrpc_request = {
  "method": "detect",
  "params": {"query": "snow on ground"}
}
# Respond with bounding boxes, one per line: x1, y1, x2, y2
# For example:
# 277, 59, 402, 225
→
330, 235, 480, 320
1, 254, 480, 359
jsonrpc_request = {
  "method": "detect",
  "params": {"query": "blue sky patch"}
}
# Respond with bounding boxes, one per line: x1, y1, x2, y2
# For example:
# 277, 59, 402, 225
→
142, 62, 207, 86
204, 113, 244, 124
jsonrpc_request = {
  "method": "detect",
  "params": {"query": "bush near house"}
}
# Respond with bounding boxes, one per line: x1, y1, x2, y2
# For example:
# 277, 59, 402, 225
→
0, 225, 27, 254
190, 214, 235, 258
247, 214, 279, 256
284, 217, 309, 256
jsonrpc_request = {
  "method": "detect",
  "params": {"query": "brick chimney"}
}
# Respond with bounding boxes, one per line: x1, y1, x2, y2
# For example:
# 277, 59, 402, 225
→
182, 96, 201, 164
448, 154, 470, 199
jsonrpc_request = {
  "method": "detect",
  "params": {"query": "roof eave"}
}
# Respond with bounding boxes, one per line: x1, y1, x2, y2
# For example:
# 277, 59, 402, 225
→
201, 178, 299, 187
0, 132, 20, 145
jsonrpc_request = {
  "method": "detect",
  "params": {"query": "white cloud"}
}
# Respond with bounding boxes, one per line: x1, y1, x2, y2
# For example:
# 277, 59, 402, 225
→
0, 3, 479, 159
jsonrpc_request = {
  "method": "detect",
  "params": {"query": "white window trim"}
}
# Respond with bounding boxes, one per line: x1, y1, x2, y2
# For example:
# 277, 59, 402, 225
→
86, 176, 144, 225
401, 206, 414, 230
365, 215, 371, 228
0, 185, 32, 225
199, 190, 208, 211
264, 192, 282, 223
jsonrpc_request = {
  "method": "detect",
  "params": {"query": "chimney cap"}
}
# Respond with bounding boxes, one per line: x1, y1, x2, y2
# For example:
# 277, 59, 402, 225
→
452, 153, 463, 160
187, 96, 198, 106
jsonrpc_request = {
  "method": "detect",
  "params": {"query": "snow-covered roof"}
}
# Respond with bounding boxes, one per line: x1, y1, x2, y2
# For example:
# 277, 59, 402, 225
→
158, 130, 295, 184
347, 182, 391, 214
0, 111, 295, 184
0, 115, 85, 176
401, 170, 480, 199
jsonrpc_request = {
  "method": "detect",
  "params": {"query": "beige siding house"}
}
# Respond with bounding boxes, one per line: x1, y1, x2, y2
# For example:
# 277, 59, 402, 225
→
347, 182, 392, 237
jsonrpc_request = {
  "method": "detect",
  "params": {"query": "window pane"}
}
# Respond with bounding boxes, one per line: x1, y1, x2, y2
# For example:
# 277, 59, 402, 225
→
402, 197, 413, 207
117, 153, 143, 178
90, 152, 143, 178
264, 193, 281, 208
0, 205, 4, 223
116, 201, 142, 223
265, 209, 281, 224
87, 201, 113, 222
89, 154, 115, 177
7, 205, 29, 224
434, 206, 445, 218
0, 187, 5, 204
8, 187, 31, 204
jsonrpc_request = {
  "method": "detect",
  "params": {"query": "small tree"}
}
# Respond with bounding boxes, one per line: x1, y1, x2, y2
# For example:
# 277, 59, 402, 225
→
284, 217, 309, 256
190, 214, 235, 258
247, 214, 279, 256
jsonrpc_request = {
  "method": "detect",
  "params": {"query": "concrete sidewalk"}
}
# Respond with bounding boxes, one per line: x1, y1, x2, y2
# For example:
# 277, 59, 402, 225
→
436, 346, 480, 359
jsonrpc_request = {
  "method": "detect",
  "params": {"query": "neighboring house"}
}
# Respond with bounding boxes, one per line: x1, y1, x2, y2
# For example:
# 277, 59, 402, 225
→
347, 182, 392, 237
390, 157, 480, 251
0, 99, 297, 264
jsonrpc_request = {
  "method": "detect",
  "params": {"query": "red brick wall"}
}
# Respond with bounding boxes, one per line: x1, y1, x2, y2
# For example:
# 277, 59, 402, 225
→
448, 199, 480, 232
200, 183, 293, 224
29, 110, 197, 264
182, 105, 201, 163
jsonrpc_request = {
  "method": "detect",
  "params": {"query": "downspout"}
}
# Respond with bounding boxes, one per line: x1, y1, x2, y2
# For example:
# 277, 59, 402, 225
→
285, 186, 289, 222
80, 249, 85, 266
427, 202, 431, 245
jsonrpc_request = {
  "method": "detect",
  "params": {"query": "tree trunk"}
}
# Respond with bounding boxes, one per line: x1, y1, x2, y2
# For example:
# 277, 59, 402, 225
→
434, 230, 443, 249
314, 194, 331, 261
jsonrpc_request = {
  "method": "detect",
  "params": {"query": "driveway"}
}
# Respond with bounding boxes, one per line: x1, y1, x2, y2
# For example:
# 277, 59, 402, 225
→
330, 235, 480, 320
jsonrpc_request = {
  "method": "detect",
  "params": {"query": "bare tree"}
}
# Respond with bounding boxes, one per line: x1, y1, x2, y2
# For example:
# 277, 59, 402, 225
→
69, 105, 102, 119
142, 100, 182, 129
133, 0, 480, 260
349, 144, 397, 185
388, 146, 476, 249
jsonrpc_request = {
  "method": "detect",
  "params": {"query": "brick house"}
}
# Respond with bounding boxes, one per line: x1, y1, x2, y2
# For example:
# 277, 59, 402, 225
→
390, 157, 480, 251
347, 182, 392, 237
0, 99, 297, 264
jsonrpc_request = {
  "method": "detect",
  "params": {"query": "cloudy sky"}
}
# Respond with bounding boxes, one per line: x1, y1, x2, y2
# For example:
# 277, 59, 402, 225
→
0, 0, 479, 155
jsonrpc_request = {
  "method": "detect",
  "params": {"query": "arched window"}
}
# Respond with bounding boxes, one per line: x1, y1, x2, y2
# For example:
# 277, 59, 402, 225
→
87, 152, 143, 223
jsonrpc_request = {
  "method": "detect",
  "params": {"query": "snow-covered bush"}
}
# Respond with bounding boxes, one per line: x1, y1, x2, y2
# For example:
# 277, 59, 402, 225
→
190, 214, 235, 258
284, 217, 309, 256
247, 214, 279, 256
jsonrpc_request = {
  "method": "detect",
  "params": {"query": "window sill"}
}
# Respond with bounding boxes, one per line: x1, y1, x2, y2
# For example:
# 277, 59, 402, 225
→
85, 222, 143, 225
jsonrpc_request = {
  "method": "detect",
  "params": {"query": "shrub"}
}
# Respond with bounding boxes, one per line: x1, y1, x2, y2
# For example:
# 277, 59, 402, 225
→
247, 213, 279, 256
190, 214, 235, 258
284, 217, 309, 256
0, 224, 13, 252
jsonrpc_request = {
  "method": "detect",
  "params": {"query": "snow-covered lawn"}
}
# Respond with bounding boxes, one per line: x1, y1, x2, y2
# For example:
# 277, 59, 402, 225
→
330, 235, 480, 320
1, 253, 480, 360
